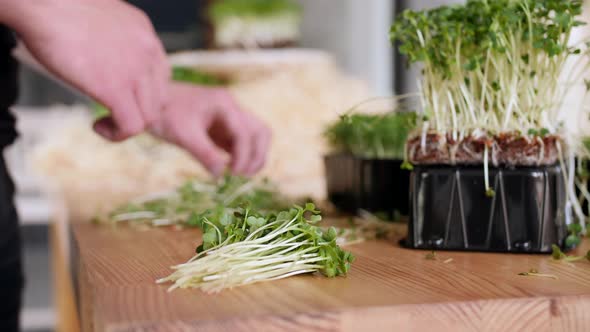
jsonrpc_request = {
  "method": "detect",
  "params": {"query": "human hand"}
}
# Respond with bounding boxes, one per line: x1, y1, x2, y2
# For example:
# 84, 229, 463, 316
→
6, 0, 169, 141
152, 82, 271, 177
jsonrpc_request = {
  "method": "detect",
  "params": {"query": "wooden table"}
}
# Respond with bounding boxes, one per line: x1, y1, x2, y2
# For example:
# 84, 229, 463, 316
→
71, 222, 590, 332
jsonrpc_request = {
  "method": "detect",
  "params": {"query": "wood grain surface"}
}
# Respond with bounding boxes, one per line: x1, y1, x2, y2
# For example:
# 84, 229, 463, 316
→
72, 222, 590, 332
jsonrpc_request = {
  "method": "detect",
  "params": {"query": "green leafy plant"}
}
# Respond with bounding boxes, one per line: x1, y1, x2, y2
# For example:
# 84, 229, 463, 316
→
391, 0, 588, 198
208, 0, 301, 22
390, 0, 584, 136
157, 203, 355, 293
324, 111, 417, 160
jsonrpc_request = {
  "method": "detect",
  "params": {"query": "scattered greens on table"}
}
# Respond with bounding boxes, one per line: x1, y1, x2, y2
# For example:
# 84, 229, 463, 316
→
157, 203, 355, 293
324, 111, 417, 160
107, 175, 294, 227
208, 0, 301, 22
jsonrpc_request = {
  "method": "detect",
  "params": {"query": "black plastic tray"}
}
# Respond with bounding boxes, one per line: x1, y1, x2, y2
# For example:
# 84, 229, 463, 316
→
405, 165, 568, 253
324, 154, 410, 219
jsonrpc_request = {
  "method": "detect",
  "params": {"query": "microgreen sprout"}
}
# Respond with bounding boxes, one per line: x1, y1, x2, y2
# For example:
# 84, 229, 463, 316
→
424, 250, 454, 263
425, 251, 437, 260
551, 244, 586, 262
157, 203, 355, 293
518, 269, 558, 280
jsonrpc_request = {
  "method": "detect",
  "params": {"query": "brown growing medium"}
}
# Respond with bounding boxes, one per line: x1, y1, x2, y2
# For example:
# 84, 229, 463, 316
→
407, 131, 560, 166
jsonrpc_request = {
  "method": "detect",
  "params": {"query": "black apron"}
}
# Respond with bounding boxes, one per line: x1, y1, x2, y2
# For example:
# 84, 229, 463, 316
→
0, 24, 23, 332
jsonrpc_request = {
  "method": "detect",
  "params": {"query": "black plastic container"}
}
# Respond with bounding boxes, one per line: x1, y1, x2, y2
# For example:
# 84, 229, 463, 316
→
405, 165, 568, 253
324, 154, 410, 219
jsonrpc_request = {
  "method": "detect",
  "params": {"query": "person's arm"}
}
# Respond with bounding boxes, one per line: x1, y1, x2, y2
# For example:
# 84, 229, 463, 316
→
0, 0, 270, 175
0, 0, 170, 141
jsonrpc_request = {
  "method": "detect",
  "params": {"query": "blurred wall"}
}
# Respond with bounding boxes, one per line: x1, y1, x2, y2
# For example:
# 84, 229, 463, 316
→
298, 0, 393, 95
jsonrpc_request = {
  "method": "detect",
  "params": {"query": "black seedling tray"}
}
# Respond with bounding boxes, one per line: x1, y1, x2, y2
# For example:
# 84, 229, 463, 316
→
324, 154, 410, 219
404, 165, 568, 253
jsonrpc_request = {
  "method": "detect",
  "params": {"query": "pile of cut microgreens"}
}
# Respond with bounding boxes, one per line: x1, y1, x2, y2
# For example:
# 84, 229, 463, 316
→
157, 203, 354, 293
391, 0, 590, 226
107, 175, 294, 227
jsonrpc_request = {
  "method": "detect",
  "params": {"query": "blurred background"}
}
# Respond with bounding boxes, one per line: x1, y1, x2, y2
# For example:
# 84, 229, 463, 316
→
8, 0, 587, 331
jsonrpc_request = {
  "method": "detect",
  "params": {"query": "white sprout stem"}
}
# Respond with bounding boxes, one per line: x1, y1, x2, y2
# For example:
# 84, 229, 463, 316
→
557, 142, 586, 228
484, 145, 491, 192
112, 211, 157, 222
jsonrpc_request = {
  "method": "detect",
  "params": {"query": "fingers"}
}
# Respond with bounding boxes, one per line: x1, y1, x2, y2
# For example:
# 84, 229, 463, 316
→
224, 115, 271, 177
97, 51, 169, 141
213, 93, 271, 177
134, 72, 158, 127
247, 125, 271, 175
229, 132, 251, 176
94, 88, 144, 141
181, 130, 226, 177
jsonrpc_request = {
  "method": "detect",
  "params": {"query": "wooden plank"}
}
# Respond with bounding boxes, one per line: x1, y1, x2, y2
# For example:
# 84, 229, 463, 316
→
51, 200, 81, 332
72, 222, 590, 332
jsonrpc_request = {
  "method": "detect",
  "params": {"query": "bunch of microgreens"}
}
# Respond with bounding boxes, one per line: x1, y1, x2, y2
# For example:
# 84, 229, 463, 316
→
390, 0, 584, 138
107, 175, 294, 227
324, 111, 417, 160
157, 203, 354, 293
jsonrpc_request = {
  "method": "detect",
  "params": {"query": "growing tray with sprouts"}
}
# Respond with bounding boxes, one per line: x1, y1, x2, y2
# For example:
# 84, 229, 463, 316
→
390, 0, 590, 252
323, 98, 417, 219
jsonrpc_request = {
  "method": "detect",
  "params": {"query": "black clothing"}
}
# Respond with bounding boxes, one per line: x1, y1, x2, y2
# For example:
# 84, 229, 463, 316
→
0, 24, 23, 332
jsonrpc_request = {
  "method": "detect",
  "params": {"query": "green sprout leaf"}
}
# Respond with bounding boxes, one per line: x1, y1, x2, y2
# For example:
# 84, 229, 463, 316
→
401, 161, 414, 170
246, 216, 267, 230
485, 188, 496, 197
565, 234, 581, 248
